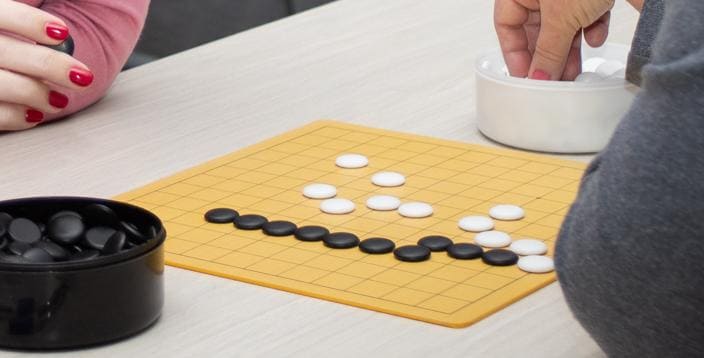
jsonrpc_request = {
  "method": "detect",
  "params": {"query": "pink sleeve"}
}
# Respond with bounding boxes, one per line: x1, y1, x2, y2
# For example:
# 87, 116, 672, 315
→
40, 0, 150, 120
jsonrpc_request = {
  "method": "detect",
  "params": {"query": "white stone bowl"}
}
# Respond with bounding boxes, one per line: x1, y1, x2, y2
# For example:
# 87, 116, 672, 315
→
475, 43, 638, 153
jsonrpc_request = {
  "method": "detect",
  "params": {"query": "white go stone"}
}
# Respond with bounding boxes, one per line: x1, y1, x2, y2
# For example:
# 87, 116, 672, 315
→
510, 239, 548, 256
582, 57, 607, 72
489, 204, 525, 221
302, 183, 337, 199
575, 72, 605, 83
320, 198, 356, 214
458, 216, 494, 232
517, 255, 555, 273
335, 154, 369, 169
366, 195, 401, 211
474, 230, 512, 248
371, 171, 406, 187
398, 202, 434, 218
609, 68, 626, 79
595, 60, 625, 77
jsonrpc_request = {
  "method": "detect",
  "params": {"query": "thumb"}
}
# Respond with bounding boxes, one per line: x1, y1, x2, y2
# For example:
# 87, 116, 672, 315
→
529, 20, 577, 80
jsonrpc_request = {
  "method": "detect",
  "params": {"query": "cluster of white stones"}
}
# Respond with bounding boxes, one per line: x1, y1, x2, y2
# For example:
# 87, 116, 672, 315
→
458, 204, 553, 273
302, 154, 553, 273
302, 154, 435, 219
575, 58, 626, 83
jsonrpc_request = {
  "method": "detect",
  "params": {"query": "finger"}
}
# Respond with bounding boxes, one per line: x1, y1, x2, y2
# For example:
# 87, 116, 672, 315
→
0, 69, 67, 114
627, 0, 644, 12
0, 103, 41, 131
561, 30, 583, 81
0, 35, 93, 90
523, 10, 541, 54
494, 0, 532, 77
529, 17, 579, 80
0, 0, 69, 45
584, 11, 610, 47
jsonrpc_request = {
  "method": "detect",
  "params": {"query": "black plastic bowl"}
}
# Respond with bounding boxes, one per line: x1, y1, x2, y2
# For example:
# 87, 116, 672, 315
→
0, 197, 165, 350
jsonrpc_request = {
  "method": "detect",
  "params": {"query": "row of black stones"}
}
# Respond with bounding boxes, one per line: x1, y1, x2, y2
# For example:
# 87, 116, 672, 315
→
205, 208, 519, 266
0, 203, 155, 264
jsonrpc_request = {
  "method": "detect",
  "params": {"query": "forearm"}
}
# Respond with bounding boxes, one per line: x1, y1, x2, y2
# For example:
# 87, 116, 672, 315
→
40, 0, 149, 119
555, 0, 704, 356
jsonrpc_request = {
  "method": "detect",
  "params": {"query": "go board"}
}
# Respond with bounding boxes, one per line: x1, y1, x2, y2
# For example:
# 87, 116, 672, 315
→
114, 121, 585, 328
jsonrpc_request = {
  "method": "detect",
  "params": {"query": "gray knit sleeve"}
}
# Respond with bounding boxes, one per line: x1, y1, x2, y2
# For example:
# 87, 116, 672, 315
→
555, 0, 704, 356
625, 0, 664, 85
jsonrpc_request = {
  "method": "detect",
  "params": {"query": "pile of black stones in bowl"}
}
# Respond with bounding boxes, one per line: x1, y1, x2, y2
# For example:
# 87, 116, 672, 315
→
0, 203, 157, 264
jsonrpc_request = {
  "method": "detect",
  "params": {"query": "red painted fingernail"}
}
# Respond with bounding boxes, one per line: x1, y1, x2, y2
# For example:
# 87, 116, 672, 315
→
49, 91, 69, 108
25, 109, 44, 123
69, 68, 94, 87
530, 70, 551, 81
46, 23, 69, 41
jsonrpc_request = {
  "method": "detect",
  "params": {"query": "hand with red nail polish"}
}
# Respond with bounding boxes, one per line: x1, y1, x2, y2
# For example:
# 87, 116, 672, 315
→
0, 0, 95, 131
494, 0, 614, 81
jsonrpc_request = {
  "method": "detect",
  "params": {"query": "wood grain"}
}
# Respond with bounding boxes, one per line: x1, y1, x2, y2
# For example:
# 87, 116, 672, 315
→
0, 0, 638, 356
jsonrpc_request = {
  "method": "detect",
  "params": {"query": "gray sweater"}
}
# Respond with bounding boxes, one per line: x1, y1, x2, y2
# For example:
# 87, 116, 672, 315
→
555, 0, 704, 357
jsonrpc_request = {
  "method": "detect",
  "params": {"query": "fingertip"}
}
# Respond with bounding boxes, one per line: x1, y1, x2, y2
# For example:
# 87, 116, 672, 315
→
585, 12, 610, 48
68, 67, 94, 87
529, 69, 551, 81
25, 109, 44, 123
45, 22, 69, 42
584, 24, 609, 47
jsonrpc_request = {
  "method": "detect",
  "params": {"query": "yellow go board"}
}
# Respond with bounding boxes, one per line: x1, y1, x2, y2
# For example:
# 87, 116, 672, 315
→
115, 121, 585, 328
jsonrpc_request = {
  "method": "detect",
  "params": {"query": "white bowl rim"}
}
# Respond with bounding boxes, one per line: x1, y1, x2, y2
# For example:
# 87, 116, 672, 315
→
475, 44, 638, 91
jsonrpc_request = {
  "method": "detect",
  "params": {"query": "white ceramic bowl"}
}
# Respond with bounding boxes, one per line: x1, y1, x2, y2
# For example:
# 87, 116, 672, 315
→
475, 43, 638, 153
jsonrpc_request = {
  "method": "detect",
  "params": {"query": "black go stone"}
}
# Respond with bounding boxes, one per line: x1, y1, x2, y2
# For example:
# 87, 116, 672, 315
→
48, 210, 82, 222
323, 232, 359, 249
204, 208, 239, 224
262, 221, 297, 237
70, 249, 100, 262
48, 215, 85, 245
121, 221, 147, 243
234, 214, 268, 230
418, 235, 453, 252
294, 226, 329, 242
394, 245, 431, 262
359, 238, 395, 254
84, 226, 118, 251
8, 241, 31, 256
0, 212, 12, 229
148, 226, 159, 239
45, 35, 74, 56
102, 231, 127, 255
36, 241, 70, 261
82, 203, 119, 227
22, 247, 54, 263
447, 243, 483, 260
482, 249, 519, 266
0, 236, 7, 250
8, 218, 42, 244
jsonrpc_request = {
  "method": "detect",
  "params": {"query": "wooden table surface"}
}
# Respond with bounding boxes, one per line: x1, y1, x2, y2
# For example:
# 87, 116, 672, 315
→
0, 0, 639, 356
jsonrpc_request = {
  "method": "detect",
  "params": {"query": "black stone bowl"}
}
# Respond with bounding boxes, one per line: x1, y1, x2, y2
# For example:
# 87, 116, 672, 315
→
0, 197, 165, 350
